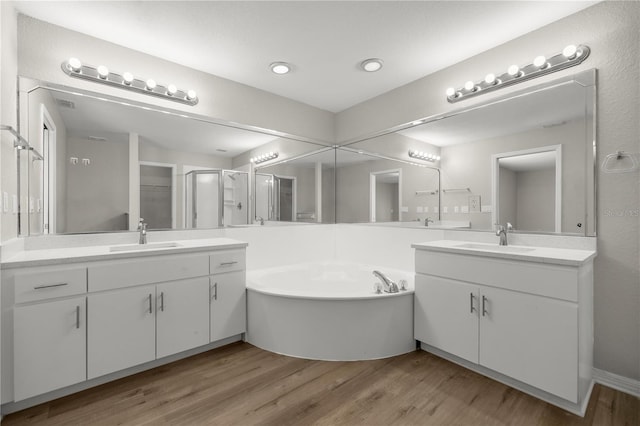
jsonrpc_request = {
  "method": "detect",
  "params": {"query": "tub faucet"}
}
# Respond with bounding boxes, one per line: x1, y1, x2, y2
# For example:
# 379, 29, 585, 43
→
138, 218, 148, 244
496, 222, 513, 246
373, 270, 399, 293
425, 218, 434, 227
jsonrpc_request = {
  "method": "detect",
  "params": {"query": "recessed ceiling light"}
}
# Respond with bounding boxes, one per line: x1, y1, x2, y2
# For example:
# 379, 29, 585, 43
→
270, 62, 291, 75
361, 58, 383, 72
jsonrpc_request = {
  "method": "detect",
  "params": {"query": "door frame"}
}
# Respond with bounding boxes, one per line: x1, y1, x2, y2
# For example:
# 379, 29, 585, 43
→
40, 104, 56, 234
369, 168, 402, 223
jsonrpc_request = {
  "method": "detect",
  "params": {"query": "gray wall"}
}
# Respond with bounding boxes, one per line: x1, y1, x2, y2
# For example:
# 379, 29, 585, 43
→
499, 167, 517, 228
66, 134, 129, 232
335, 1, 640, 381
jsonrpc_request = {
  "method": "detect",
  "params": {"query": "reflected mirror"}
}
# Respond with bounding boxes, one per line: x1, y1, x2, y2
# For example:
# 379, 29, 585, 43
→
19, 79, 329, 235
253, 147, 336, 224
335, 147, 443, 228
340, 69, 595, 235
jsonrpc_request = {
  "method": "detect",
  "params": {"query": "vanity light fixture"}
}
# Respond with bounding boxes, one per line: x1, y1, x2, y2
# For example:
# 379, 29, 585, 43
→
446, 44, 590, 103
61, 58, 199, 106
250, 152, 279, 164
409, 150, 440, 162
270, 62, 291, 75
361, 58, 384, 72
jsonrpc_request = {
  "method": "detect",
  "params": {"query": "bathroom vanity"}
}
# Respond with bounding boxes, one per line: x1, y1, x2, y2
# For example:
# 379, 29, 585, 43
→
1, 239, 247, 410
413, 240, 596, 416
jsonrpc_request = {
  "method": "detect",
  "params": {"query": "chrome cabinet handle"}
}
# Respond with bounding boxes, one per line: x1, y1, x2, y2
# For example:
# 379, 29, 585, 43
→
213, 283, 218, 301
34, 282, 68, 290
160, 292, 164, 312
220, 261, 238, 266
76, 305, 80, 329
482, 295, 488, 317
148, 294, 153, 314
470, 293, 476, 314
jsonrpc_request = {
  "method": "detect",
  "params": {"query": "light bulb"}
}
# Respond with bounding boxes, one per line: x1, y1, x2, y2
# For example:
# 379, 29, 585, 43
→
270, 62, 291, 75
361, 58, 383, 72
186, 90, 197, 100
484, 73, 496, 85
97, 65, 109, 79
563, 44, 578, 59
68, 57, 82, 72
146, 79, 157, 90
167, 84, 177, 96
446, 87, 456, 97
122, 72, 134, 85
436, 156, 441, 161
464, 80, 475, 91
533, 55, 547, 69
508, 65, 521, 77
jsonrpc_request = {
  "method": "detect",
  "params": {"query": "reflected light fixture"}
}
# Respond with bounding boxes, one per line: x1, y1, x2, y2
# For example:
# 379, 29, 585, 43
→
250, 152, 279, 164
61, 58, 199, 105
270, 62, 291, 75
409, 150, 440, 162
445, 44, 590, 103
361, 58, 384, 72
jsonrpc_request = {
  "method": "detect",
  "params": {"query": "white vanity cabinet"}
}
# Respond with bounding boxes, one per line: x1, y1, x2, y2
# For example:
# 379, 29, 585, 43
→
11, 266, 88, 401
1, 240, 248, 408
210, 250, 247, 342
156, 277, 210, 359
413, 241, 595, 415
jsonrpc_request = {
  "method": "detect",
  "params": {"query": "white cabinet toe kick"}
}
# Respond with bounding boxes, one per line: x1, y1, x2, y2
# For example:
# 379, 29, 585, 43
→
412, 241, 595, 416
1, 243, 247, 412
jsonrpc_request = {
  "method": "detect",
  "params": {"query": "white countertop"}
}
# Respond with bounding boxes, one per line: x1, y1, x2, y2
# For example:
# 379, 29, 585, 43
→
1, 238, 248, 269
412, 240, 596, 266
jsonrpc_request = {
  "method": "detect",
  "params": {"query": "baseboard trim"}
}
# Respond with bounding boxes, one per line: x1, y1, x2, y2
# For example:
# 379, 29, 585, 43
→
593, 368, 640, 398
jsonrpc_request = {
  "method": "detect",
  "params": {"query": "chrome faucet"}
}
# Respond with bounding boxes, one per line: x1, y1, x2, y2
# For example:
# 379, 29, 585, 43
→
496, 222, 513, 246
138, 218, 148, 244
256, 216, 265, 225
425, 218, 434, 227
373, 270, 399, 293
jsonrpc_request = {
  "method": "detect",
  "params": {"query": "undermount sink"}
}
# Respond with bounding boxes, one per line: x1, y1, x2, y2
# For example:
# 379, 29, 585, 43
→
109, 242, 182, 252
454, 243, 536, 253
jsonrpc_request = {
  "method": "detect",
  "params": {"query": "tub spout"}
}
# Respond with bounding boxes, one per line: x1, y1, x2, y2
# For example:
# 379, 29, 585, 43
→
373, 270, 399, 293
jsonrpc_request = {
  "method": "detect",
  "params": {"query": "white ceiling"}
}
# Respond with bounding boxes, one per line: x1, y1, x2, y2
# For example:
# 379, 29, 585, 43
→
13, 1, 599, 113
499, 150, 556, 172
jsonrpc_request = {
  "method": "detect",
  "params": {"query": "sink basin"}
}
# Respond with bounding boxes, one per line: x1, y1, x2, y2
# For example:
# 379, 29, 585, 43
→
455, 243, 535, 253
109, 242, 182, 252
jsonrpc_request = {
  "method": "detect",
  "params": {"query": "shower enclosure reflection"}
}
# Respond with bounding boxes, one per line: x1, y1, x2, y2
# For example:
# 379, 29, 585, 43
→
185, 169, 249, 228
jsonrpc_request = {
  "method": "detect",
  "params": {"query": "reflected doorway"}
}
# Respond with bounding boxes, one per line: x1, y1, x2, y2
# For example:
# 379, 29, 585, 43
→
369, 169, 401, 222
140, 162, 176, 229
493, 145, 562, 233
273, 175, 296, 221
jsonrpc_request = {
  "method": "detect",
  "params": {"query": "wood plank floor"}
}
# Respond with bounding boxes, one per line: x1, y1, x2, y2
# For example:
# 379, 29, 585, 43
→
3, 342, 638, 425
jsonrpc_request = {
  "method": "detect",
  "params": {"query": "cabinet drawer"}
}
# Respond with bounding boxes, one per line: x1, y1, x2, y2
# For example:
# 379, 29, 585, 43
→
15, 267, 87, 304
415, 250, 578, 301
88, 254, 209, 292
210, 250, 245, 274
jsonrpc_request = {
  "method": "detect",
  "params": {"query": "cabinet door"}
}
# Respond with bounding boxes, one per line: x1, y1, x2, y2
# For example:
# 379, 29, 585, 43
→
414, 274, 479, 363
156, 277, 210, 358
479, 287, 578, 402
14, 297, 87, 401
210, 271, 246, 342
88, 285, 156, 379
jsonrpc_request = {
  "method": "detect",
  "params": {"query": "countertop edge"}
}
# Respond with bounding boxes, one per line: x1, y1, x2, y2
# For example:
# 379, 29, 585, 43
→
412, 242, 597, 267
1, 240, 249, 269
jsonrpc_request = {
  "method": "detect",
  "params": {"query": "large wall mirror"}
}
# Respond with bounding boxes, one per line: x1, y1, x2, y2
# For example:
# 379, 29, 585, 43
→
18, 78, 331, 236
339, 69, 596, 236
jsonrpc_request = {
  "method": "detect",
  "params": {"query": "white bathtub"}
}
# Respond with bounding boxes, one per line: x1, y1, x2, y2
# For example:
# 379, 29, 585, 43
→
246, 261, 415, 361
